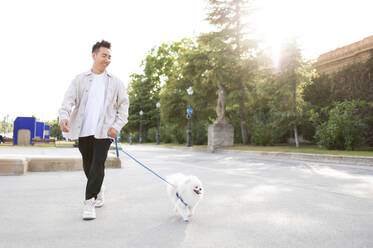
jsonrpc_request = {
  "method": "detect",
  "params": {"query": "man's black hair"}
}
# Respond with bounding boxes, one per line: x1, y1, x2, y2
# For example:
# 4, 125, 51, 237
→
92, 40, 111, 54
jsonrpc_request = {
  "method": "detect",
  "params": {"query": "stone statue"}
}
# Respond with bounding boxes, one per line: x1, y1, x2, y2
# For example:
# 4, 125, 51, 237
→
208, 84, 233, 152
215, 84, 226, 124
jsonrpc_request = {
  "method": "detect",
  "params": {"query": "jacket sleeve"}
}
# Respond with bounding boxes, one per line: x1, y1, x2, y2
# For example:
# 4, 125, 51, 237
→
58, 76, 78, 121
112, 80, 129, 132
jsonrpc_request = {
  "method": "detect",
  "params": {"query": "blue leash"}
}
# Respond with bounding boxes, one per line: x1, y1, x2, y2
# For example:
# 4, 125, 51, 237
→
119, 149, 174, 187
119, 148, 188, 206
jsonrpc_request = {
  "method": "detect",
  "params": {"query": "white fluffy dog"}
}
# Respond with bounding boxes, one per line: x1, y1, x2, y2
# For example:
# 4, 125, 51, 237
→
166, 173, 204, 221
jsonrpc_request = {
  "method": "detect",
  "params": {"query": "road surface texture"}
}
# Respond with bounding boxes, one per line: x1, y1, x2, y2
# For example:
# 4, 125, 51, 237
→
0, 144, 372, 248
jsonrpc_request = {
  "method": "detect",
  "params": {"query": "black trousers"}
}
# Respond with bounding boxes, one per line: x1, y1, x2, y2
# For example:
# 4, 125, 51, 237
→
78, 136, 112, 200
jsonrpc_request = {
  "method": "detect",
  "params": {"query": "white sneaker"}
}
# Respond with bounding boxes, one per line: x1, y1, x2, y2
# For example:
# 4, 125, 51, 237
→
95, 185, 105, 208
82, 198, 96, 220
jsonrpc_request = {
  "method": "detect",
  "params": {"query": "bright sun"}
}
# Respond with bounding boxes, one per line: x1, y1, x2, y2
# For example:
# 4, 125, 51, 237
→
250, 0, 304, 67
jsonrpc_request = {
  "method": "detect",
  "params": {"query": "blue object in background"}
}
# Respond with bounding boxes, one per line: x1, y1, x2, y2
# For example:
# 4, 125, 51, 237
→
35, 122, 45, 139
13, 117, 36, 145
44, 125, 50, 139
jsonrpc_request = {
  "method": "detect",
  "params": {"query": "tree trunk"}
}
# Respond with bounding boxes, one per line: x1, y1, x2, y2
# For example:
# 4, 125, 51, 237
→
294, 125, 299, 148
239, 101, 248, 144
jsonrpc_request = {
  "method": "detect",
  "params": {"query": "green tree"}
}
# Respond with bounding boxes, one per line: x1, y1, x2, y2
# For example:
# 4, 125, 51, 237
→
205, 0, 258, 144
45, 118, 63, 140
0, 114, 12, 136
303, 51, 373, 146
125, 41, 188, 142
276, 40, 314, 147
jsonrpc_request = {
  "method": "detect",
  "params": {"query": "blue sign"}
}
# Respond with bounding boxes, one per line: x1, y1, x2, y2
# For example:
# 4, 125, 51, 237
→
13, 117, 36, 145
35, 122, 45, 139
187, 107, 193, 115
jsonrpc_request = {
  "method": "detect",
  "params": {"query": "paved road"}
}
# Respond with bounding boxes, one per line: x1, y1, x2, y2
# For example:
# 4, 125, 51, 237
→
1, 144, 373, 248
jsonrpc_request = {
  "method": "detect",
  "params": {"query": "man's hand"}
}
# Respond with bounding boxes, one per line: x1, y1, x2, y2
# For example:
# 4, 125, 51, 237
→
59, 119, 70, 132
108, 128, 119, 139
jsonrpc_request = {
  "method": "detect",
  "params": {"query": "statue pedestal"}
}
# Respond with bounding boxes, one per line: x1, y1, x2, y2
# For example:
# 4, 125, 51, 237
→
208, 122, 234, 152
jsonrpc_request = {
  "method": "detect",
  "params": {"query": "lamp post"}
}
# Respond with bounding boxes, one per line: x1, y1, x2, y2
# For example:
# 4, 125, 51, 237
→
186, 86, 193, 147
156, 102, 161, 145
139, 110, 143, 144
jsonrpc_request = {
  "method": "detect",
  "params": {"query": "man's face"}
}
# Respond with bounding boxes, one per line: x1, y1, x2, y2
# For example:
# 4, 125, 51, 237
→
92, 47, 111, 70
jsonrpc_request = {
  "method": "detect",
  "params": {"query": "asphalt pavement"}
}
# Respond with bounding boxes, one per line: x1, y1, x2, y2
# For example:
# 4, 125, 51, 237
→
0, 144, 372, 248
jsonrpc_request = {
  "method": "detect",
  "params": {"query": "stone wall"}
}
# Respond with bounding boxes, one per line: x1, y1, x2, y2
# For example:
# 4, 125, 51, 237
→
314, 35, 373, 75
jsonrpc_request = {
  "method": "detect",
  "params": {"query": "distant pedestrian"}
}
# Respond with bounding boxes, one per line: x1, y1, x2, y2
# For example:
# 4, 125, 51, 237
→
0, 135, 3, 144
128, 134, 133, 144
59, 40, 129, 220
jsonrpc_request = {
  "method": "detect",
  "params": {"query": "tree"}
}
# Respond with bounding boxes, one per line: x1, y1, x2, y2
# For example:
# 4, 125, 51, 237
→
0, 114, 12, 136
277, 40, 313, 148
126, 41, 187, 142
205, 0, 257, 144
45, 118, 63, 140
303, 51, 373, 146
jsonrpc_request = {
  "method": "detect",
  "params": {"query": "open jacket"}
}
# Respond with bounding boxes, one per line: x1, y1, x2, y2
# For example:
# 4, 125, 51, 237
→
58, 70, 129, 140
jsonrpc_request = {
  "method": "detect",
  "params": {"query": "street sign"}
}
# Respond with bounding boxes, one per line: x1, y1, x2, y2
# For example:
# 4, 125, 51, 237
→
187, 107, 193, 114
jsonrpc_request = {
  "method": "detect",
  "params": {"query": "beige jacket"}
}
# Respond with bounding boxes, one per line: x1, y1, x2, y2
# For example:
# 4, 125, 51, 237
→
58, 70, 129, 140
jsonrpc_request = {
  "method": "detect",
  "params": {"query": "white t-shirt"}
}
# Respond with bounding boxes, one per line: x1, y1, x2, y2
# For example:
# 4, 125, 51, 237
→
80, 72, 107, 137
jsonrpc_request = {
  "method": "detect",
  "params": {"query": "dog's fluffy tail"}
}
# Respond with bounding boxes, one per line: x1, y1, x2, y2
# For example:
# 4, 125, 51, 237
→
166, 173, 185, 199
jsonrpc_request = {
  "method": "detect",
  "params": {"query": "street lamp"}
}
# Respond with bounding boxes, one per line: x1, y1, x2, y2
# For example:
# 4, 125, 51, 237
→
139, 110, 143, 144
186, 86, 193, 147
156, 102, 161, 145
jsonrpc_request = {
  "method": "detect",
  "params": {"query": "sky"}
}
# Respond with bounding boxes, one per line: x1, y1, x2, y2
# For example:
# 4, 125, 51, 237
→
1, 0, 373, 123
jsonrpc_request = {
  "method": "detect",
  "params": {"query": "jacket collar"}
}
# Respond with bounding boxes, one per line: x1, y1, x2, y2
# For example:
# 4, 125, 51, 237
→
84, 70, 112, 78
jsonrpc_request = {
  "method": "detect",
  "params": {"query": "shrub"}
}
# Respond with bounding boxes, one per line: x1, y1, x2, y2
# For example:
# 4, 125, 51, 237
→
249, 114, 287, 146
310, 100, 367, 150
191, 121, 208, 145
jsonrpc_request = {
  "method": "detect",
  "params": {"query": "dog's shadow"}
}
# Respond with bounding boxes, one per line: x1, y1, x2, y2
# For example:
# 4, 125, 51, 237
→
127, 217, 188, 247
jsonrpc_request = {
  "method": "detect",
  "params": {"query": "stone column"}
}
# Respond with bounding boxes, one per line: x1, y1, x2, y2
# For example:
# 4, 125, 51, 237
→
208, 122, 234, 152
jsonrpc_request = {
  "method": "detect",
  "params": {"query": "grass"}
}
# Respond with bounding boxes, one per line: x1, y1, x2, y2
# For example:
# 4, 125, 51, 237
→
221, 144, 373, 157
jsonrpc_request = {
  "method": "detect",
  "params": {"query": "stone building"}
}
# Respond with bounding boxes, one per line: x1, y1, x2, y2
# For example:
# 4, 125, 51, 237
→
314, 35, 373, 75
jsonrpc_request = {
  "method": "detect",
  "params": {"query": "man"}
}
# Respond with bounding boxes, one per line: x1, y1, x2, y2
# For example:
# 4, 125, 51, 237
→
59, 40, 129, 220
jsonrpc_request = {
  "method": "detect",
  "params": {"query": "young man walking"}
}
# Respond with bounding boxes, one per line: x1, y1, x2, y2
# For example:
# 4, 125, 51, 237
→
59, 40, 129, 220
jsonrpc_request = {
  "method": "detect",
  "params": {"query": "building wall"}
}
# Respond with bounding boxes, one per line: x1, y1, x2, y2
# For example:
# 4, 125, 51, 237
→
314, 35, 373, 75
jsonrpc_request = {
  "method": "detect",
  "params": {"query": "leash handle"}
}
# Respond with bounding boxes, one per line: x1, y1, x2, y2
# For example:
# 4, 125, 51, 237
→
120, 149, 175, 188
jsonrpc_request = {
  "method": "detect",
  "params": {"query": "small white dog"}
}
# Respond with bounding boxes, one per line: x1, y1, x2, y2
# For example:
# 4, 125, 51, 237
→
166, 173, 204, 221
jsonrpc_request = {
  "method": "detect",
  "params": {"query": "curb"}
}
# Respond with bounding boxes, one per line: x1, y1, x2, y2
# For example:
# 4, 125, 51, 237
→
216, 149, 373, 166
138, 144, 373, 167
0, 156, 121, 175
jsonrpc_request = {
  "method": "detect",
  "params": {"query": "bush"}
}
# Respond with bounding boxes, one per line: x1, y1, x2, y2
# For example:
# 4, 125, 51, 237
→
146, 127, 157, 143
249, 114, 287, 146
191, 121, 208, 145
160, 125, 173, 143
310, 100, 367, 150
159, 124, 185, 144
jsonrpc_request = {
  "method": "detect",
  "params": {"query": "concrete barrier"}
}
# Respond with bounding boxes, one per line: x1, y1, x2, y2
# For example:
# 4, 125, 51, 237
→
0, 155, 121, 174
0, 157, 27, 175
27, 156, 121, 172
28, 157, 82, 172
